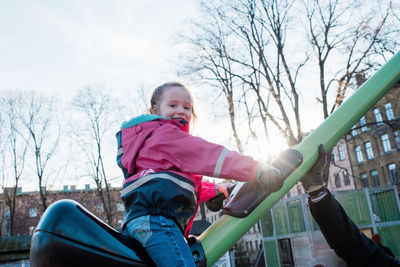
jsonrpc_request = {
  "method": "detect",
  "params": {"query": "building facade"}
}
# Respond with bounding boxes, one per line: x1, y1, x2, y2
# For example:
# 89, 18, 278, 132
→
329, 138, 356, 191
346, 83, 400, 190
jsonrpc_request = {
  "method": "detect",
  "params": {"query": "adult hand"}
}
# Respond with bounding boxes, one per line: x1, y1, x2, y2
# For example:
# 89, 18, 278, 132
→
301, 144, 331, 193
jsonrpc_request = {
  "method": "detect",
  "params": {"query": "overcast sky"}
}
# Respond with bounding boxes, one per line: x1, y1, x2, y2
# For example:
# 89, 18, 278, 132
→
0, 0, 199, 99
0, 0, 211, 190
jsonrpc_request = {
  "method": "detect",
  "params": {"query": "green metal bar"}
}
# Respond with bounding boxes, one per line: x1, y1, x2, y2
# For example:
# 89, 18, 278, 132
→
200, 51, 400, 266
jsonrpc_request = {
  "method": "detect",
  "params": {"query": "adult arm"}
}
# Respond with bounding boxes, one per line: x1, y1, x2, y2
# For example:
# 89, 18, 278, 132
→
309, 190, 398, 266
302, 145, 399, 266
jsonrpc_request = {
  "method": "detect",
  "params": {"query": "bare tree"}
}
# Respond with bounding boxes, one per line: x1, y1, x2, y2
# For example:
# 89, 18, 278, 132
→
0, 92, 29, 235
178, 0, 399, 150
304, 0, 398, 118
71, 86, 118, 226
178, 3, 245, 152
180, 0, 308, 147
235, 0, 306, 145
18, 92, 61, 212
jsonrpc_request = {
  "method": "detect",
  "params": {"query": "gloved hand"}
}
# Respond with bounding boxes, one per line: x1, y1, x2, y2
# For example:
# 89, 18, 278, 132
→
301, 144, 331, 193
256, 166, 283, 192
256, 148, 303, 192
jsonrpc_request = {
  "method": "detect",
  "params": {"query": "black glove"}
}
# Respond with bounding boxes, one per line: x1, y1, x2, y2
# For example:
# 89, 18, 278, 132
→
256, 148, 303, 192
256, 166, 283, 192
301, 144, 331, 192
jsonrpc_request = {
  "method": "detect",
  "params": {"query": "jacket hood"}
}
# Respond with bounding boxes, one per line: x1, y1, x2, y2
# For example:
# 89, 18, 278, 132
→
120, 114, 164, 129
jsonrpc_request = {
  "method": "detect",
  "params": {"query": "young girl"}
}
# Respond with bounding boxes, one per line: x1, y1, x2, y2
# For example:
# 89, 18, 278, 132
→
116, 82, 288, 266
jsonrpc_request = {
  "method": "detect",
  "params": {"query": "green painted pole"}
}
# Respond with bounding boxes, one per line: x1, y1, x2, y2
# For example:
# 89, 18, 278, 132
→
200, 51, 400, 266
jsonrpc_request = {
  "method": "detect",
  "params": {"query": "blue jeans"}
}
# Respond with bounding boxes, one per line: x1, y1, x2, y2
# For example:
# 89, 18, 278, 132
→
124, 215, 196, 267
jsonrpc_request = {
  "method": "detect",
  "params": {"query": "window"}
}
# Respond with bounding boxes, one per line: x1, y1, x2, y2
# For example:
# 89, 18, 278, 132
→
360, 116, 368, 132
370, 169, 379, 187
29, 208, 38, 218
385, 103, 395, 120
63, 185, 68, 191
343, 170, 350, 186
85, 184, 90, 190
296, 184, 302, 195
70, 185, 76, 191
388, 163, 399, 184
374, 108, 383, 125
361, 173, 368, 188
29, 226, 36, 235
335, 174, 341, 188
394, 131, 400, 150
338, 146, 346, 160
331, 150, 337, 163
355, 146, 364, 163
380, 133, 392, 153
364, 142, 374, 160
5, 209, 10, 219
95, 204, 104, 213
351, 125, 358, 136
117, 203, 124, 212
278, 238, 294, 267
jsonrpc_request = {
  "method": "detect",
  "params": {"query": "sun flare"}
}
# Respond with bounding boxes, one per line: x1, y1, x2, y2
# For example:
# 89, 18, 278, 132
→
244, 135, 289, 164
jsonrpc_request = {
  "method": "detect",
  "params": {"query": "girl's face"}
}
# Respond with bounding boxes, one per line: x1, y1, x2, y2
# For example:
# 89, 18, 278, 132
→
154, 86, 192, 122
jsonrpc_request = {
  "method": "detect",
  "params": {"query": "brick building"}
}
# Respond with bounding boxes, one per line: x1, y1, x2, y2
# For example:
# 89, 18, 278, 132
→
346, 82, 400, 190
0, 186, 123, 237
329, 138, 356, 191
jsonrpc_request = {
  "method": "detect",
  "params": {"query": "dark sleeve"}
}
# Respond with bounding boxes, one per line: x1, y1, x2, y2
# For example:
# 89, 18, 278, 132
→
309, 191, 399, 267
381, 244, 396, 259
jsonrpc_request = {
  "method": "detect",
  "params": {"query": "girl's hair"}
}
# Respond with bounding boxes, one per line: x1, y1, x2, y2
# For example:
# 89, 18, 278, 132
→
149, 82, 197, 122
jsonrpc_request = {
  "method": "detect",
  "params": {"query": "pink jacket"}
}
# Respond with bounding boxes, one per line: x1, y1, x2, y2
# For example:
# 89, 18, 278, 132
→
116, 114, 259, 236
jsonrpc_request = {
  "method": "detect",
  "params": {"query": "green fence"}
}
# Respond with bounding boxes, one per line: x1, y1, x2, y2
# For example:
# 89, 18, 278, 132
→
263, 240, 279, 267
336, 190, 372, 226
259, 186, 400, 262
378, 224, 400, 258
370, 189, 400, 222
287, 199, 306, 233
